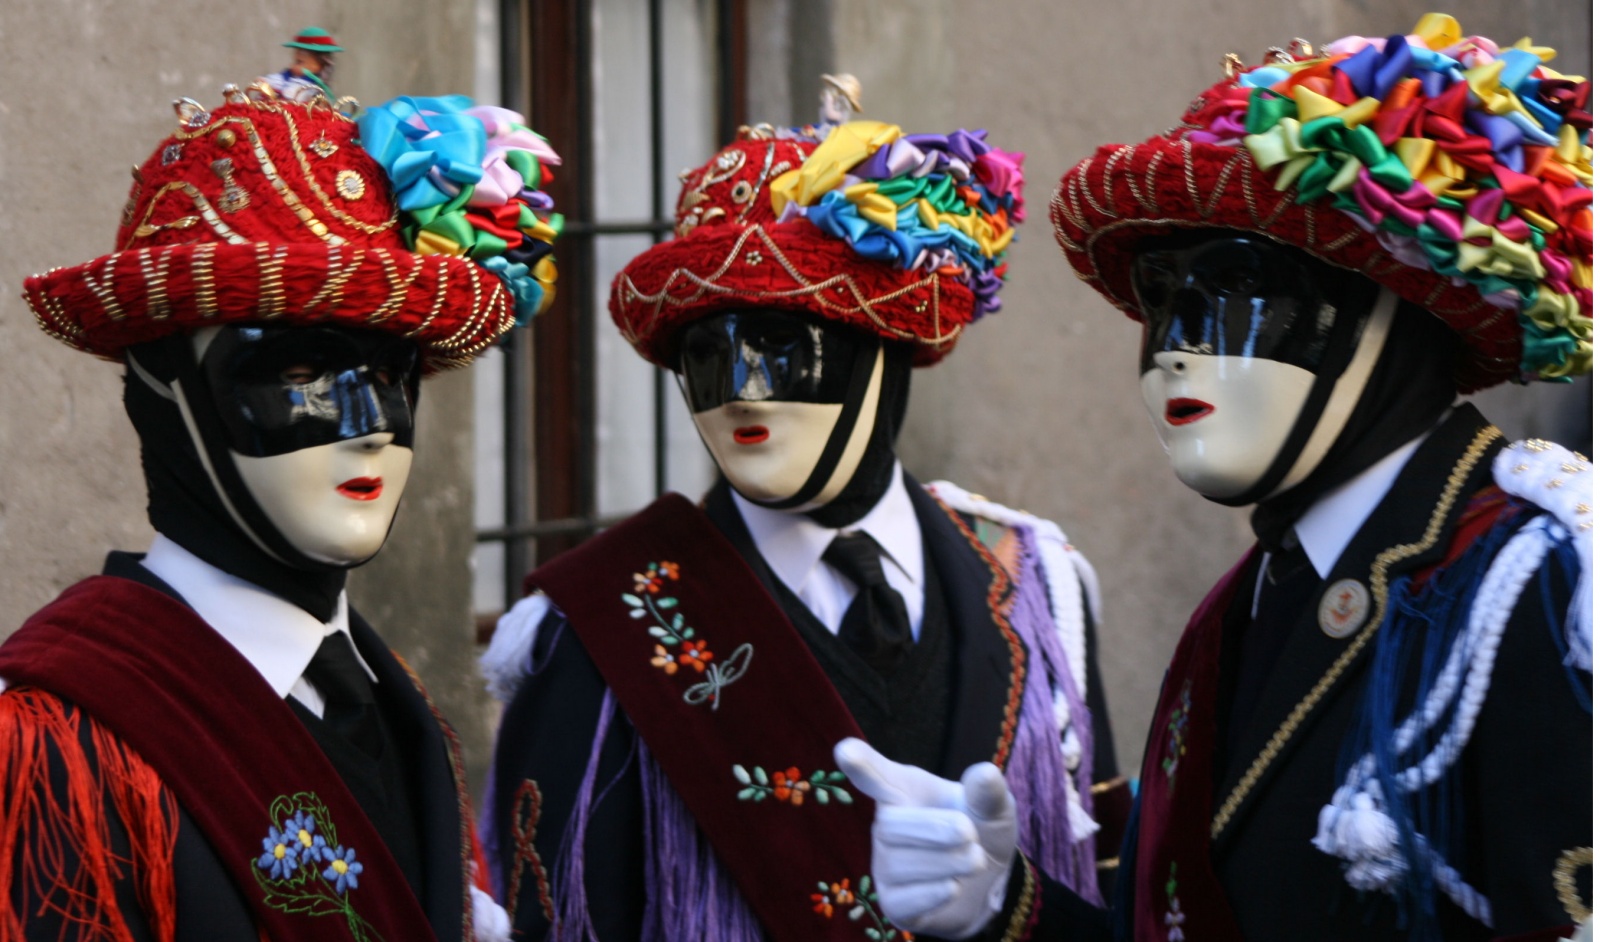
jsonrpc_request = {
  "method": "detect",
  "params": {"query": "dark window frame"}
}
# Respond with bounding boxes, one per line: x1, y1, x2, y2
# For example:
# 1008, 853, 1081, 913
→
478, 0, 746, 624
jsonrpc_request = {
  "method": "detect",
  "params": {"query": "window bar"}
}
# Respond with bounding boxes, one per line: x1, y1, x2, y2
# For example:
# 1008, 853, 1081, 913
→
648, 0, 670, 498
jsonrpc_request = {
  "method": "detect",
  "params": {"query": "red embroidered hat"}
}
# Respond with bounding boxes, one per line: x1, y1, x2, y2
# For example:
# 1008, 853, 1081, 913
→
611, 116, 1027, 368
1051, 14, 1592, 392
23, 84, 534, 374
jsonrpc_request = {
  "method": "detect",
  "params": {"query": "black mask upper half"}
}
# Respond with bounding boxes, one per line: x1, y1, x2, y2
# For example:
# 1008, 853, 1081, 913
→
1132, 233, 1377, 375
676, 310, 866, 410
674, 308, 913, 528
124, 325, 423, 621
200, 325, 420, 457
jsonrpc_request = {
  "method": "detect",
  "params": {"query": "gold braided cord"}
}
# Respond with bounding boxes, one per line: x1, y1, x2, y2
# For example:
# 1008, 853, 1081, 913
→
1554, 847, 1592, 922
1000, 858, 1039, 942
1209, 425, 1501, 839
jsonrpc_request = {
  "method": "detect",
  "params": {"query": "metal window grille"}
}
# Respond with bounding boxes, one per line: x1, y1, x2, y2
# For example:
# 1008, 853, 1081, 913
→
475, 0, 746, 628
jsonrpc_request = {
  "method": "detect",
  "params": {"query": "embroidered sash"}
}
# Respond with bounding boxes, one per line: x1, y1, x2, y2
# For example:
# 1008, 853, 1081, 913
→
0, 577, 440, 942
1131, 552, 1254, 942
530, 493, 887, 942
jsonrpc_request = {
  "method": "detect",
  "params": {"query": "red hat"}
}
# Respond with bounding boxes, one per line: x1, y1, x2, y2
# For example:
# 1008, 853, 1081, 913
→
611, 118, 1026, 368
1051, 14, 1592, 392
23, 84, 522, 374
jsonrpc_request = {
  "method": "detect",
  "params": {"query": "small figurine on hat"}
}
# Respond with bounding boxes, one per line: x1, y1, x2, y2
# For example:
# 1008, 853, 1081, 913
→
265, 26, 344, 102
1, 79, 559, 940
479, 78, 1129, 941
857, 12, 1593, 941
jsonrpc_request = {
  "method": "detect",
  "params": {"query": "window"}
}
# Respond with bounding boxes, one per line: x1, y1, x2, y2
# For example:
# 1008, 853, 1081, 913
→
474, 0, 747, 627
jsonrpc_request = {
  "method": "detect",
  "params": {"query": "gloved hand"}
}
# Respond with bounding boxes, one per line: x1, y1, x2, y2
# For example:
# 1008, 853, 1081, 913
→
834, 737, 1018, 940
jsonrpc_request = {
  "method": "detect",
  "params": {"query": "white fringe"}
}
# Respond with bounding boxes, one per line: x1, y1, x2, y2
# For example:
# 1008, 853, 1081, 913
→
480, 592, 555, 704
471, 884, 513, 942
1493, 439, 1593, 671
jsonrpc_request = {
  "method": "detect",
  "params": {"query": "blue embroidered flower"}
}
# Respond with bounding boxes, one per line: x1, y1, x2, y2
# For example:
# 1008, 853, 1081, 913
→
285, 809, 328, 859
257, 823, 300, 880
322, 845, 364, 895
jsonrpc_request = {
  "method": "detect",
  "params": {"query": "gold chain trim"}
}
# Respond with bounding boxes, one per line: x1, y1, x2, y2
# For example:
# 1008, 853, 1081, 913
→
1554, 847, 1592, 922
275, 107, 399, 235
1209, 424, 1500, 839
191, 242, 218, 317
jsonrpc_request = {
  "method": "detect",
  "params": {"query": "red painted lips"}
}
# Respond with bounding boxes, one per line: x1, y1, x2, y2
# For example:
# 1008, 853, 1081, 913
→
733, 426, 770, 445
337, 477, 384, 501
1165, 398, 1214, 426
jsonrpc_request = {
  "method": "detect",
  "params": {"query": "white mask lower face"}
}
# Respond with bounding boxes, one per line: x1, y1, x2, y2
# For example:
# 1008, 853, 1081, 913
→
232, 435, 413, 566
690, 346, 883, 510
1139, 288, 1398, 502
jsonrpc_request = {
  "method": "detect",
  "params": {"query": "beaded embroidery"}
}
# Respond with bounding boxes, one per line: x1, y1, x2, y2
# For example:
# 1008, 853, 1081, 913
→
623, 560, 753, 709
810, 876, 910, 940
733, 765, 854, 806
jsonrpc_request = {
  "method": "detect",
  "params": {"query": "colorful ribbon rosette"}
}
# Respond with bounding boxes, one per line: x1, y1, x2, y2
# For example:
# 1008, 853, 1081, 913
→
21, 83, 535, 373
611, 117, 1025, 368
1052, 13, 1591, 391
358, 96, 564, 327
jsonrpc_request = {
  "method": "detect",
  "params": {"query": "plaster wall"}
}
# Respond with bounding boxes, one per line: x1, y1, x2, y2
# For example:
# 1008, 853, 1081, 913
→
0, 0, 494, 784
818, 0, 1592, 773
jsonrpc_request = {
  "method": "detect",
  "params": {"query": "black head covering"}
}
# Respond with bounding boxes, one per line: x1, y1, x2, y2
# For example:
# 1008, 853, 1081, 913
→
804, 341, 913, 529
1250, 297, 1462, 549
125, 335, 350, 621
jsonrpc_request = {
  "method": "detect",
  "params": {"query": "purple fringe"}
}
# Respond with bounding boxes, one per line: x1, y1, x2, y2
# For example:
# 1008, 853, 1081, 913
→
1003, 524, 1103, 905
549, 691, 627, 942
638, 744, 764, 942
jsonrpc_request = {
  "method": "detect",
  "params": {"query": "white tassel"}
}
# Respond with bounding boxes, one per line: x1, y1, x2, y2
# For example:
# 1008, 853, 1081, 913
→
471, 885, 513, 942
1314, 786, 1406, 891
1493, 440, 1593, 672
480, 592, 555, 704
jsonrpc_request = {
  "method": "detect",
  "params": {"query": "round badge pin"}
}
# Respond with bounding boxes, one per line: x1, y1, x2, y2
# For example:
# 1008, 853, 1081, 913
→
1318, 578, 1370, 639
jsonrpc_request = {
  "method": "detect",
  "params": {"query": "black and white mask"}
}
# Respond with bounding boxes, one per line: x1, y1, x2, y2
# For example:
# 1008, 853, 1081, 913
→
676, 309, 900, 515
1132, 234, 1394, 505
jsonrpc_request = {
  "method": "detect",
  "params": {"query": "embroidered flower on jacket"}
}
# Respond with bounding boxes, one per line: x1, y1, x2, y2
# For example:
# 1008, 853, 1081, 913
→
812, 875, 908, 940
650, 643, 679, 675
772, 767, 812, 805
286, 809, 328, 857
323, 845, 365, 895
632, 560, 681, 595
257, 823, 301, 879
678, 639, 714, 672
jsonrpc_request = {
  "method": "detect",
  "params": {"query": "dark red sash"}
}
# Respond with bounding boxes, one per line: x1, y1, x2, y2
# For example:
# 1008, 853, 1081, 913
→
1131, 551, 1254, 942
531, 493, 886, 942
0, 577, 439, 942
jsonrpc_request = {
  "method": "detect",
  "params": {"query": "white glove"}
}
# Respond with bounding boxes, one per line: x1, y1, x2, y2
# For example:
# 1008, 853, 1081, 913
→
834, 737, 1018, 940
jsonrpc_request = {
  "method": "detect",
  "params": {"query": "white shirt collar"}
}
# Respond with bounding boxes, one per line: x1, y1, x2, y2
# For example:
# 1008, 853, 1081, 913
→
1292, 430, 1430, 578
731, 463, 925, 597
139, 534, 374, 700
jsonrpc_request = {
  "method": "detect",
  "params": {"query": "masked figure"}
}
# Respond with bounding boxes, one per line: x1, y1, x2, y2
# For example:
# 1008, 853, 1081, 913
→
3, 80, 560, 941
480, 84, 1129, 942
854, 13, 1594, 942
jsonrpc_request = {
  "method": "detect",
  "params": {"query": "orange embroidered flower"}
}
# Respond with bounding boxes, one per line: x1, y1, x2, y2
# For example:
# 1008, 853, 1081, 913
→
771, 767, 812, 805
678, 640, 713, 672
829, 879, 854, 905
659, 561, 680, 581
810, 892, 833, 918
650, 644, 678, 675
632, 572, 662, 594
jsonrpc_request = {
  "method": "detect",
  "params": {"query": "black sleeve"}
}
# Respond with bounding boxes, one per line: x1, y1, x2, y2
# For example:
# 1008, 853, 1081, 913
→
967, 855, 1112, 942
489, 613, 646, 942
1467, 545, 1592, 936
1081, 583, 1134, 902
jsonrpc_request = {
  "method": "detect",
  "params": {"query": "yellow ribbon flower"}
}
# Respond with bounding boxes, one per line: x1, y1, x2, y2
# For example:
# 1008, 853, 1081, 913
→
1456, 216, 1546, 281
769, 121, 902, 213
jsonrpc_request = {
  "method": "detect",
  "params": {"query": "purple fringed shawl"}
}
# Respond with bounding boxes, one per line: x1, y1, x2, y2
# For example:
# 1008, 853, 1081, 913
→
538, 516, 1103, 936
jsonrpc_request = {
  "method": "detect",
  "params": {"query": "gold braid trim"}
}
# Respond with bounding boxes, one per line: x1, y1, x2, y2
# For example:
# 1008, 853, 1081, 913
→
1210, 425, 1500, 839
1000, 857, 1039, 942
1554, 847, 1592, 922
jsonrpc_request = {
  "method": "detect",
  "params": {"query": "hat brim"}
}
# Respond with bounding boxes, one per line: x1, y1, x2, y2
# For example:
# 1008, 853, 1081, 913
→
1052, 137, 1523, 393
24, 241, 513, 374
611, 220, 976, 368
284, 41, 344, 53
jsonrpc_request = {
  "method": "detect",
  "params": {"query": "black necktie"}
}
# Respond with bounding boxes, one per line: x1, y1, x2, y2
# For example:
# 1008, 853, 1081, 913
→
301, 633, 381, 757
823, 532, 913, 674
